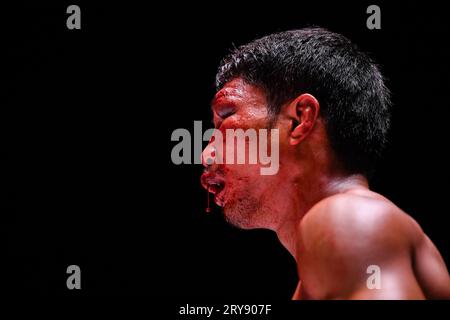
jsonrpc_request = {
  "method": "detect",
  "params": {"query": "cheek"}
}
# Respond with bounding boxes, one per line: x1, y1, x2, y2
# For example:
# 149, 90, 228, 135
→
221, 126, 273, 166
224, 165, 271, 195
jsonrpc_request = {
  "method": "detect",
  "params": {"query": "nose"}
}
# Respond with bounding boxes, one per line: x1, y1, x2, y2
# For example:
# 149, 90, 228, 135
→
201, 140, 216, 168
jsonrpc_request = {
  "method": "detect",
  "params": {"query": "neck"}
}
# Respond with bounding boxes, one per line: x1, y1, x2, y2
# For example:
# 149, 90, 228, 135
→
274, 172, 369, 261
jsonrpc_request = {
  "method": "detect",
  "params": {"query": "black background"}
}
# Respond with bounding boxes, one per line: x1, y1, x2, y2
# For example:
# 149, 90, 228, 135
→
2, 2, 449, 297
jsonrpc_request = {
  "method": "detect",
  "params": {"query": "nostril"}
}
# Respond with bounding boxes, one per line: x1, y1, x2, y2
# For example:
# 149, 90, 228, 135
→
202, 145, 216, 167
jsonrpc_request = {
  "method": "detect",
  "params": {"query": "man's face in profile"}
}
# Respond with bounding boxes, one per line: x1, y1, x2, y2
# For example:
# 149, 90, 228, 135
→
199, 27, 450, 300
201, 78, 293, 230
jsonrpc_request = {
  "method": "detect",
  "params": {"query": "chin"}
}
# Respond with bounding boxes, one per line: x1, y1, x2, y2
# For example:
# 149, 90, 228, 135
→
222, 198, 264, 230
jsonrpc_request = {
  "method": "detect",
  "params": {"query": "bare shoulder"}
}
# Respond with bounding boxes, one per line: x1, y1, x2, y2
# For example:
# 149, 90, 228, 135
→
296, 190, 424, 298
298, 189, 422, 250
296, 189, 450, 299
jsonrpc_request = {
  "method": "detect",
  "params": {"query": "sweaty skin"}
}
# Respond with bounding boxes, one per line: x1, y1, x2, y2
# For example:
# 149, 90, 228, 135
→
201, 78, 450, 300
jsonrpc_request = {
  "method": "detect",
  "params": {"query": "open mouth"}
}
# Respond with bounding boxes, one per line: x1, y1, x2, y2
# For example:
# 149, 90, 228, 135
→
201, 173, 225, 206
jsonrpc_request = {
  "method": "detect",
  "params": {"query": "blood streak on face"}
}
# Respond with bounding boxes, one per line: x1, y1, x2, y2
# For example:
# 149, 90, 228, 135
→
201, 78, 282, 229
206, 187, 211, 213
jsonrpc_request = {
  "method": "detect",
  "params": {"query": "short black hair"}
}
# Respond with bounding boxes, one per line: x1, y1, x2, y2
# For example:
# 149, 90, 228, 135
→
216, 28, 391, 178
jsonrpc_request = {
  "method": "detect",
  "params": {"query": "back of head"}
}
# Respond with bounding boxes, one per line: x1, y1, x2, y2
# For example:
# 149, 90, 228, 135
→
216, 28, 392, 178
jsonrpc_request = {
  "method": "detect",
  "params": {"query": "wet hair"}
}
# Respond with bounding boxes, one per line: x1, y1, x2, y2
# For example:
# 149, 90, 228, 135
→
216, 28, 391, 177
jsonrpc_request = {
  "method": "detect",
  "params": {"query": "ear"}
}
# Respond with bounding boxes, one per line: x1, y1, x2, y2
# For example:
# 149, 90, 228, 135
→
285, 94, 320, 145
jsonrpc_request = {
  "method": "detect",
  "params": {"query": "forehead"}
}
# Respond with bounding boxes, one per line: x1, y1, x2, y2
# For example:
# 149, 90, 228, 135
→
212, 78, 267, 107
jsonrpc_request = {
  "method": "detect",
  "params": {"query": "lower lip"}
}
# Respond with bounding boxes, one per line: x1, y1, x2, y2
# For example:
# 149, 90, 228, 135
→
214, 189, 225, 207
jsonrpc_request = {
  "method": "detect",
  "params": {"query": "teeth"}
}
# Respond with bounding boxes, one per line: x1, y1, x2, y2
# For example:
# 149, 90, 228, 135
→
208, 182, 224, 194
210, 182, 222, 187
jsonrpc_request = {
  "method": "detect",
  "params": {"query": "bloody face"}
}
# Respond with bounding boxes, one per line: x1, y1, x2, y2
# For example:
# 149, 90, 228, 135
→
201, 78, 291, 229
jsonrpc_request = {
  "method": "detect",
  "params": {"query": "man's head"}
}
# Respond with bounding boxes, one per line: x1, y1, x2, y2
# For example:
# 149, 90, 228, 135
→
201, 28, 391, 230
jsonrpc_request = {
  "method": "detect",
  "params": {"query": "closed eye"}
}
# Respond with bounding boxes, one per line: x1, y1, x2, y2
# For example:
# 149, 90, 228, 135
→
212, 102, 237, 129
216, 105, 236, 119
